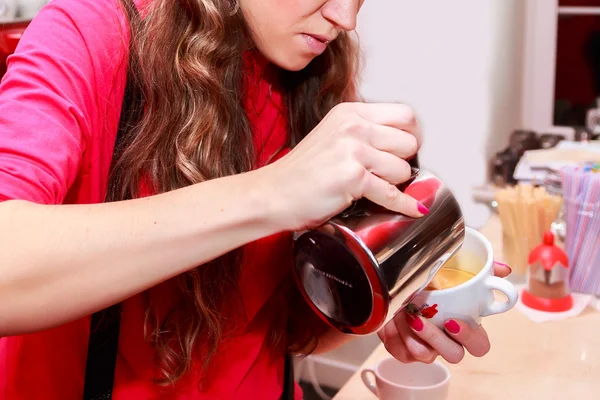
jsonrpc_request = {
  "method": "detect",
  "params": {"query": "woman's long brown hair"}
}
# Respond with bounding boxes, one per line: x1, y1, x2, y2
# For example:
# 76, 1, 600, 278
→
110, 0, 360, 386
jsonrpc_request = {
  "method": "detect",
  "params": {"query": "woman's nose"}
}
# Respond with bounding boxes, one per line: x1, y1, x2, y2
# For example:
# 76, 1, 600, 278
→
321, 0, 361, 32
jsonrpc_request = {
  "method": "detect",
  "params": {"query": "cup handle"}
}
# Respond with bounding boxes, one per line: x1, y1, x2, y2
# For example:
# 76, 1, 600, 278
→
360, 369, 378, 396
481, 276, 519, 317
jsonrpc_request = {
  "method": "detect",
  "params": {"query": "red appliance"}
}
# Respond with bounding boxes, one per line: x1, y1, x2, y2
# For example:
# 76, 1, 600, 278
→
0, 21, 31, 78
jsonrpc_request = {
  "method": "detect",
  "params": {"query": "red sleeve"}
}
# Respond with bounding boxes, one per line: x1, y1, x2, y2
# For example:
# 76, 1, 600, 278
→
0, 0, 128, 204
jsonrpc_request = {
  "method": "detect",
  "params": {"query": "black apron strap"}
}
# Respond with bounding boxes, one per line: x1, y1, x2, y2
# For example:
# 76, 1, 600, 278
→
82, 304, 122, 400
281, 353, 295, 400
82, 1, 140, 399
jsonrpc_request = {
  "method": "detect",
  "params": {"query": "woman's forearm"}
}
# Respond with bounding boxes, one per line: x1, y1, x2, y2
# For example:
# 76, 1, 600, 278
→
0, 169, 281, 336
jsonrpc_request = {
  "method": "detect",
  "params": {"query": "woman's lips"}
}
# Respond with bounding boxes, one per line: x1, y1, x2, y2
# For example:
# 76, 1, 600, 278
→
302, 33, 330, 55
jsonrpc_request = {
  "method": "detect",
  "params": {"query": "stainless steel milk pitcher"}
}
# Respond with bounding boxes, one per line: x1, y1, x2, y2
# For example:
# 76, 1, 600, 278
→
292, 159, 465, 334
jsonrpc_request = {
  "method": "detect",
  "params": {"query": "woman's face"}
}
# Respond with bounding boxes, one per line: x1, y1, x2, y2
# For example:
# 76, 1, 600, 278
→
240, 0, 365, 71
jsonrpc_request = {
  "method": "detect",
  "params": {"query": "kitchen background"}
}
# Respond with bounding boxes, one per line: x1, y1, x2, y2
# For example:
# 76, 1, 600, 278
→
1, 0, 600, 399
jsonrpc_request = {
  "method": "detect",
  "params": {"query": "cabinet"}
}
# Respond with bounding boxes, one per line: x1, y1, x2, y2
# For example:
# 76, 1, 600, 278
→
523, 0, 600, 131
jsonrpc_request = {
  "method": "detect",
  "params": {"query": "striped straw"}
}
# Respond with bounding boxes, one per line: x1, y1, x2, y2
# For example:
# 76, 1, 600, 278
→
563, 167, 600, 295
573, 175, 600, 293
570, 170, 592, 269
562, 167, 582, 256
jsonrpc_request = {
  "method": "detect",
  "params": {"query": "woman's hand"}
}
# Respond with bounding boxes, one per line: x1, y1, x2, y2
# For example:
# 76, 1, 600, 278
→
261, 102, 426, 232
378, 262, 512, 364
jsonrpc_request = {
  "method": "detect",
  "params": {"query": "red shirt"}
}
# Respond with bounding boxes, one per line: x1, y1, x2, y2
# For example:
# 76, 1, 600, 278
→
0, 0, 300, 398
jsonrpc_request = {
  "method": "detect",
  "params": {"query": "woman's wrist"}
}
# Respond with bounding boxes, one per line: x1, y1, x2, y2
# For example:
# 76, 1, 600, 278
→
221, 167, 293, 236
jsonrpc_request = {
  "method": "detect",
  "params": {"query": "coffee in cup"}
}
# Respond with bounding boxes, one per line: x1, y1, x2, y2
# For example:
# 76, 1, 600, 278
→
407, 227, 518, 328
425, 252, 479, 290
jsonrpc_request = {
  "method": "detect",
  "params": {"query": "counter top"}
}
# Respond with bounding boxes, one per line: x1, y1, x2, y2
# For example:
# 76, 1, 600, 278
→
334, 215, 600, 399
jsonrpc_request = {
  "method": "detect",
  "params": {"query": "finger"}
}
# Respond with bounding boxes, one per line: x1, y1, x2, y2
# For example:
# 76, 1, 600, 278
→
493, 261, 512, 278
365, 123, 419, 160
443, 319, 491, 357
362, 174, 429, 218
360, 146, 412, 185
353, 103, 423, 147
395, 313, 438, 363
406, 314, 465, 364
379, 318, 418, 364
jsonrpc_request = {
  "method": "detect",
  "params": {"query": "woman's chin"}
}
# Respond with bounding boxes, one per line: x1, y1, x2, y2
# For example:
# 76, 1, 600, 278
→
271, 54, 314, 72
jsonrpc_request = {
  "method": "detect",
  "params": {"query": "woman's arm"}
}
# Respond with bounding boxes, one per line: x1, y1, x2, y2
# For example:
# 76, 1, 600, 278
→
0, 170, 282, 336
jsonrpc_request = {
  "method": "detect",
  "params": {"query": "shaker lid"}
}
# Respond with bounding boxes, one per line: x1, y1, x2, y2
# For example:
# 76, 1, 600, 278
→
293, 229, 388, 334
528, 231, 569, 271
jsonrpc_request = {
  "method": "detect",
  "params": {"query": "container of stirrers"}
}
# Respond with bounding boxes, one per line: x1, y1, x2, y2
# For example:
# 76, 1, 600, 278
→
561, 165, 600, 295
495, 184, 563, 278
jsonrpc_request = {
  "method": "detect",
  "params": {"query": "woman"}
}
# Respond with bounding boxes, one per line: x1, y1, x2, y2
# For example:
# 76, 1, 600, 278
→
0, 0, 510, 398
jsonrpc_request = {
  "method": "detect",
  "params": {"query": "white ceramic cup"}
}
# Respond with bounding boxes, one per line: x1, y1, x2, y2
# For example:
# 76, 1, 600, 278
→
361, 357, 450, 400
406, 227, 518, 329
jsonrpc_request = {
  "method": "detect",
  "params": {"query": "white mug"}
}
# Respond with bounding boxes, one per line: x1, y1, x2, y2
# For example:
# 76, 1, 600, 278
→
361, 357, 450, 400
406, 227, 518, 329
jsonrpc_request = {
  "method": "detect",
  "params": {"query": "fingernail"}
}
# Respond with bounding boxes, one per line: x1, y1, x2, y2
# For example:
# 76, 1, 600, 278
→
494, 261, 512, 274
444, 319, 461, 334
405, 313, 424, 332
417, 202, 429, 215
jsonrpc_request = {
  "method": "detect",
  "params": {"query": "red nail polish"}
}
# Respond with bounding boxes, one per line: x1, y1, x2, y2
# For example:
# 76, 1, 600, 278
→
444, 319, 461, 334
405, 313, 424, 332
417, 202, 430, 215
